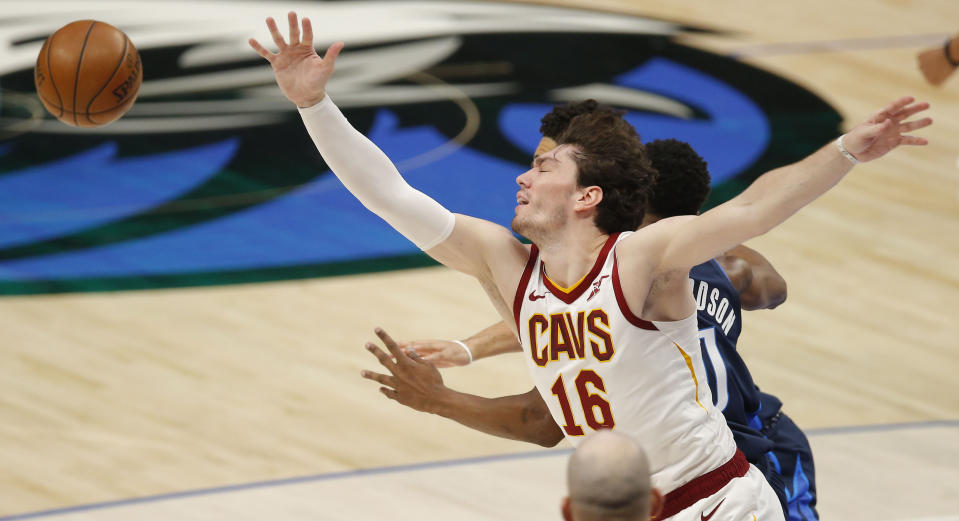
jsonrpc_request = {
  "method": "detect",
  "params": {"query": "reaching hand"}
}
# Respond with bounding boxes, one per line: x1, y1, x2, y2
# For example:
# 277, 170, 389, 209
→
249, 11, 344, 108
842, 97, 932, 163
361, 328, 447, 413
400, 339, 472, 368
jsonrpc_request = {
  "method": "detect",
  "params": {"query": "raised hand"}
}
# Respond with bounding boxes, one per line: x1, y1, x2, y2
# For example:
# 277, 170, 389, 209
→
400, 339, 472, 368
842, 97, 932, 163
361, 328, 447, 413
249, 11, 344, 108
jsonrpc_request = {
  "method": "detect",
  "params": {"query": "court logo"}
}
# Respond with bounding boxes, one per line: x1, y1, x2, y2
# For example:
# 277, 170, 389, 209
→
0, 1, 841, 295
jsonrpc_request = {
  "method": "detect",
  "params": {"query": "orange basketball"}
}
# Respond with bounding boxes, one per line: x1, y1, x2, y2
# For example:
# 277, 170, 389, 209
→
34, 20, 142, 128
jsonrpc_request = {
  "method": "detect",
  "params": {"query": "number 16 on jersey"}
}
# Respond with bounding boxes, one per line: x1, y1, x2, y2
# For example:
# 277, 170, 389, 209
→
550, 369, 616, 436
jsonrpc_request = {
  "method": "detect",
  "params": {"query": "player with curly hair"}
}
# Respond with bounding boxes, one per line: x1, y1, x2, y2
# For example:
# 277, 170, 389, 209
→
396, 101, 816, 520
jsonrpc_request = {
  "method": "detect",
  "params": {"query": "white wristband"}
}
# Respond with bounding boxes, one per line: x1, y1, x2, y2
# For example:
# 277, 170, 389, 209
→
451, 340, 473, 365
836, 134, 860, 165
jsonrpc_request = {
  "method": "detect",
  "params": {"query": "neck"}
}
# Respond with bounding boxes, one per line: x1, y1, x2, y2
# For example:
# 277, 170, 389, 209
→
536, 225, 609, 288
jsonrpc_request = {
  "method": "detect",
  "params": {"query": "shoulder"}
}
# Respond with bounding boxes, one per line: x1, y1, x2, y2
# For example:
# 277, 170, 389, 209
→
426, 214, 528, 281
617, 216, 695, 266
450, 214, 526, 252
454, 214, 532, 273
621, 215, 689, 244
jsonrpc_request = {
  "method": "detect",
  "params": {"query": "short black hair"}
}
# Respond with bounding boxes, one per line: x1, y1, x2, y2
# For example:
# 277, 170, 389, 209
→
645, 139, 711, 217
540, 100, 625, 140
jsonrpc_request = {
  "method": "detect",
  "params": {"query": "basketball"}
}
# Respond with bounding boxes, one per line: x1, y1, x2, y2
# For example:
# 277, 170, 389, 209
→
33, 20, 142, 128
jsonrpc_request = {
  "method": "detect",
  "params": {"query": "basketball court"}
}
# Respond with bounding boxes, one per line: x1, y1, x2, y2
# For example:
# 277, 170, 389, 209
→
1, 1, 957, 520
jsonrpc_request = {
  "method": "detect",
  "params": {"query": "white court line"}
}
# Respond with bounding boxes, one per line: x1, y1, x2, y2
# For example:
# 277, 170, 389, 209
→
2, 421, 957, 520
728, 33, 952, 58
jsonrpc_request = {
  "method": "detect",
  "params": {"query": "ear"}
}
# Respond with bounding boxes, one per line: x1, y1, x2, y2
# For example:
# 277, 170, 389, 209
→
575, 185, 603, 212
649, 488, 664, 520
561, 497, 574, 521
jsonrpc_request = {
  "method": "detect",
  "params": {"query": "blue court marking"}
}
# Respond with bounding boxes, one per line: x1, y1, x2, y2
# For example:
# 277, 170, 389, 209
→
0, 59, 771, 283
499, 58, 770, 187
0, 111, 521, 280
2, 419, 956, 521
0, 140, 238, 248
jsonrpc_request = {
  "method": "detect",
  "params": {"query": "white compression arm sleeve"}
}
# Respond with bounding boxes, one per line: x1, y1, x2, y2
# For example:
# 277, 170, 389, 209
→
297, 96, 455, 250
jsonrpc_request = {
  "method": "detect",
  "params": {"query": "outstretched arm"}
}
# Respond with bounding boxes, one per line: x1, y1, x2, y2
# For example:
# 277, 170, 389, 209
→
402, 321, 522, 367
250, 13, 525, 281
643, 97, 931, 275
717, 245, 787, 310
362, 328, 563, 447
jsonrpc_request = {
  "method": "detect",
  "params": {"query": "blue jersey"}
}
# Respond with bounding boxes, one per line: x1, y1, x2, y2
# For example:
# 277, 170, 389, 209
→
690, 260, 782, 463
690, 260, 816, 521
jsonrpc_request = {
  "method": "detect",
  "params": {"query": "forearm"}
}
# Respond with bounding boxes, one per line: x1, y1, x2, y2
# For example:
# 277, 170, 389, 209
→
657, 142, 854, 272
298, 97, 455, 250
733, 140, 853, 236
660, 96, 929, 272
430, 387, 563, 447
464, 321, 523, 361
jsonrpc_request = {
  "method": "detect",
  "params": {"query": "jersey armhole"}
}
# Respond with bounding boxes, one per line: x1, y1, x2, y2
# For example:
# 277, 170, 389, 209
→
512, 245, 539, 332
611, 252, 657, 331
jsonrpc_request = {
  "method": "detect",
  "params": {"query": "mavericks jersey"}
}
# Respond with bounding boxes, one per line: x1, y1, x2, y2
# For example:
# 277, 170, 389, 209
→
691, 260, 780, 462
513, 232, 736, 493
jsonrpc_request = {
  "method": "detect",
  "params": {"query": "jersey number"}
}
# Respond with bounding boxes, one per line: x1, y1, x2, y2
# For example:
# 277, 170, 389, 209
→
698, 327, 728, 410
550, 370, 615, 436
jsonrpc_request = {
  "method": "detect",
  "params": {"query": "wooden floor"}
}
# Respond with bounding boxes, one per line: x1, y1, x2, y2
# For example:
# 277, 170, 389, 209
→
2, 0, 959, 519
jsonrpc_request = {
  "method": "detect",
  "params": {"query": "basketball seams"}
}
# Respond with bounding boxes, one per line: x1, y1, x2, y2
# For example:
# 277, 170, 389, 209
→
35, 95, 131, 117
45, 34, 64, 116
85, 33, 130, 125
71, 21, 98, 126
34, 20, 140, 127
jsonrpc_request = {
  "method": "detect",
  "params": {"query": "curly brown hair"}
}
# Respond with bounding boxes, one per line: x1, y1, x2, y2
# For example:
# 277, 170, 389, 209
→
557, 111, 656, 234
540, 100, 625, 140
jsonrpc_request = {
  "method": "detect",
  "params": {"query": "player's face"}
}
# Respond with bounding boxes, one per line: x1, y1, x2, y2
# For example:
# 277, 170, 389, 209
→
511, 144, 580, 240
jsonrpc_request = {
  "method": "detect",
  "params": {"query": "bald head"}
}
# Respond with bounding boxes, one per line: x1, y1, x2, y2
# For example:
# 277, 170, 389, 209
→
565, 431, 655, 521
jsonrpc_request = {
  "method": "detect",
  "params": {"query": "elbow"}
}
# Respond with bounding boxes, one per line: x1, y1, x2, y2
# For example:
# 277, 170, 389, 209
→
752, 218, 777, 239
767, 281, 787, 309
536, 426, 565, 447
727, 198, 778, 239
742, 277, 787, 310
762, 271, 788, 309
529, 409, 565, 447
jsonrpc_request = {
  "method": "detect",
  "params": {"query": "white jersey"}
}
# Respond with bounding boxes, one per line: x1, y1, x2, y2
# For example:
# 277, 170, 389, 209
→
513, 232, 736, 493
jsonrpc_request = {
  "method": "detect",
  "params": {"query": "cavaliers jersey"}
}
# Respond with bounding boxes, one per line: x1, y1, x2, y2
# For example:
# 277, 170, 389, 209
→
690, 260, 781, 463
512, 232, 735, 493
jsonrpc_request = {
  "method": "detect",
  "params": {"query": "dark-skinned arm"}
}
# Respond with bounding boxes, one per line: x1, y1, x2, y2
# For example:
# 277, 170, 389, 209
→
716, 244, 787, 310
363, 327, 564, 447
